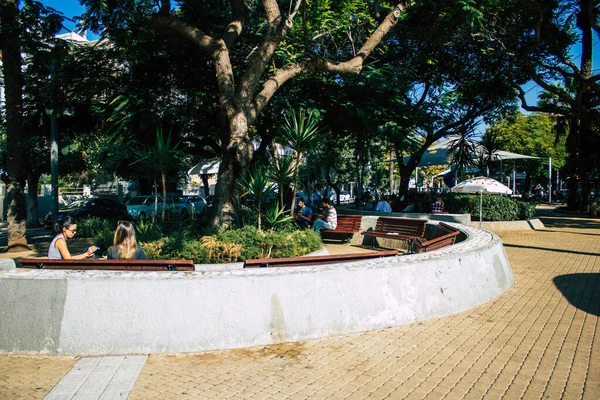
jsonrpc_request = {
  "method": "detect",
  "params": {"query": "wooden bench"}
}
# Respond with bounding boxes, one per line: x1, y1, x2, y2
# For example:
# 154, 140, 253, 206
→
321, 215, 363, 241
19, 258, 195, 271
243, 250, 399, 268
361, 217, 427, 249
413, 222, 461, 253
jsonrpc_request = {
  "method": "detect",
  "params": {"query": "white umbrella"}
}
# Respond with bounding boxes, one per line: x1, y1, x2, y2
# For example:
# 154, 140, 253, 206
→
451, 177, 512, 228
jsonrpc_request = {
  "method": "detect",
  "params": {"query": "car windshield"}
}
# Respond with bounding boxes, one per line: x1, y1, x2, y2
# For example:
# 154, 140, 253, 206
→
61, 200, 88, 210
127, 197, 148, 205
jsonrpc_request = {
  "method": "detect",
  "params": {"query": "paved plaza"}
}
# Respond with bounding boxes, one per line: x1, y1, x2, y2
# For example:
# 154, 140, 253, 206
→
0, 207, 599, 399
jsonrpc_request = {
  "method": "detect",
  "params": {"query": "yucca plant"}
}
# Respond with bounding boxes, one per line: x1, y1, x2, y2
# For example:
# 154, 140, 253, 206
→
238, 164, 275, 231
281, 108, 322, 215
269, 154, 296, 208
263, 202, 293, 230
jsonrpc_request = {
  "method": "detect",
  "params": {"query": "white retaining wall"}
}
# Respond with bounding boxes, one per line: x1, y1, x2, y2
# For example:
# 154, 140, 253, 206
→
0, 223, 513, 355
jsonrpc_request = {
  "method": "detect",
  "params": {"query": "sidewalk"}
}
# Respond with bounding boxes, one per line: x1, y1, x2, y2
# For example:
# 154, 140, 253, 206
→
1, 207, 599, 399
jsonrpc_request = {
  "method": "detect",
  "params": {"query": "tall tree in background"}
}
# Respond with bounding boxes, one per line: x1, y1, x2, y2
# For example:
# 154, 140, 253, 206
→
82, 0, 411, 228
497, 0, 600, 209
1, 0, 28, 250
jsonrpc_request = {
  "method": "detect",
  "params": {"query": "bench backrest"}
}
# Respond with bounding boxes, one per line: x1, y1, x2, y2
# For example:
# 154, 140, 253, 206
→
435, 222, 460, 238
374, 217, 427, 238
19, 258, 195, 271
332, 215, 362, 232
414, 222, 461, 253
243, 249, 398, 268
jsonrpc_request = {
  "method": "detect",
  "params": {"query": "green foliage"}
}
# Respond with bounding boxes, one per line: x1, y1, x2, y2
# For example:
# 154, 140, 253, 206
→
263, 202, 293, 230
75, 217, 115, 239
238, 164, 275, 230
441, 193, 536, 221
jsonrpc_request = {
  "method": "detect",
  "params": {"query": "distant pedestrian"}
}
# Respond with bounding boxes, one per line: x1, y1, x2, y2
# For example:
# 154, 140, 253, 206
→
431, 197, 445, 213
312, 198, 337, 235
375, 196, 392, 213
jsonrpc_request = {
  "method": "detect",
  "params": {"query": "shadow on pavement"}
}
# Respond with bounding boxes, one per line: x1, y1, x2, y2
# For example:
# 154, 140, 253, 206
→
553, 273, 600, 316
540, 216, 600, 230
503, 243, 599, 257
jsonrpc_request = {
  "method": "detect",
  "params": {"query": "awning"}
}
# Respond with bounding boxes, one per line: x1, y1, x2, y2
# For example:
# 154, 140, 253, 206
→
188, 159, 220, 175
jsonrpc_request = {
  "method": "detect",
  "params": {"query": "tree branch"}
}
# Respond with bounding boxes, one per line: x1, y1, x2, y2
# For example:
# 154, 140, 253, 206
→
150, 13, 220, 53
221, 0, 248, 49
514, 85, 572, 117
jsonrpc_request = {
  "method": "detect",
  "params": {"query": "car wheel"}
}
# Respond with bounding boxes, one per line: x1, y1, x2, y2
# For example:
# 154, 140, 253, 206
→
181, 209, 189, 220
139, 212, 147, 220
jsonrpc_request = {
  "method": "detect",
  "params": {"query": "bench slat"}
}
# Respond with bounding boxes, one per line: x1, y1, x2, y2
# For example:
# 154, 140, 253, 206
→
243, 250, 398, 268
19, 258, 195, 271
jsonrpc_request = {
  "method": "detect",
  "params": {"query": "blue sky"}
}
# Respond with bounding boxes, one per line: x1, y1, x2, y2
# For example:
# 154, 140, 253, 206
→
41, 0, 86, 32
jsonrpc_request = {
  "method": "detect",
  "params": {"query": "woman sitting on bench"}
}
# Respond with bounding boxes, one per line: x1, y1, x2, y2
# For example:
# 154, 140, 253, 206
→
107, 221, 148, 260
48, 216, 98, 259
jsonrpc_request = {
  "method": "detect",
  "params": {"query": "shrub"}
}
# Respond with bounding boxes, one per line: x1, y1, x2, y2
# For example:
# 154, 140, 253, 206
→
441, 193, 536, 221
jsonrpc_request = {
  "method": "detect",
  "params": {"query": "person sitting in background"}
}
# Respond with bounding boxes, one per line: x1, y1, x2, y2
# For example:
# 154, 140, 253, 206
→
48, 216, 98, 259
430, 197, 445, 213
402, 202, 416, 212
295, 198, 312, 229
311, 198, 337, 235
375, 196, 392, 213
107, 220, 148, 260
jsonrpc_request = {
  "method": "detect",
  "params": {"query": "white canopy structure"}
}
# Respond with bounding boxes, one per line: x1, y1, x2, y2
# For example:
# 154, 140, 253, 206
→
188, 159, 220, 176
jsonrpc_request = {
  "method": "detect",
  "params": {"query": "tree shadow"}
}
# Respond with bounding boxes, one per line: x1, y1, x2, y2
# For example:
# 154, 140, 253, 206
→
539, 216, 600, 230
553, 274, 600, 316
503, 243, 599, 257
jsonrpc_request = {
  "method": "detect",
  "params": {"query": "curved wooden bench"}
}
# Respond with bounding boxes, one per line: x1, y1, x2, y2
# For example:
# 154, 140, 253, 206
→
243, 250, 399, 268
361, 217, 427, 249
321, 215, 363, 242
19, 258, 195, 271
414, 222, 461, 253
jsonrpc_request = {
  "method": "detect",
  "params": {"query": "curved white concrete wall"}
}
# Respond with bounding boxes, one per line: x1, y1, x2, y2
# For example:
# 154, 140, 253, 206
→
0, 223, 513, 355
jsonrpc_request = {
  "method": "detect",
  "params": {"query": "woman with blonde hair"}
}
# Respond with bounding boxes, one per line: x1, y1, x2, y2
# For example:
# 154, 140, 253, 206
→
107, 221, 148, 260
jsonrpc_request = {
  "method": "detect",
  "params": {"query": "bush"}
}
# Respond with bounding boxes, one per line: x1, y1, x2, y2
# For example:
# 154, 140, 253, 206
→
441, 193, 535, 221
72, 215, 322, 264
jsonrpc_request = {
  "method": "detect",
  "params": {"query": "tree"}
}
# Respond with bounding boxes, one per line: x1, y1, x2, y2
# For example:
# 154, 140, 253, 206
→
1, 0, 28, 250
492, 0, 600, 209
81, 0, 411, 228
488, 112, 567, 193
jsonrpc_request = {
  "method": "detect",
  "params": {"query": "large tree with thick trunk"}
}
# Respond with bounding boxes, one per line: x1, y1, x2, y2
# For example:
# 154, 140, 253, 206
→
1, 0, 28, 250
143, 0, 409, 228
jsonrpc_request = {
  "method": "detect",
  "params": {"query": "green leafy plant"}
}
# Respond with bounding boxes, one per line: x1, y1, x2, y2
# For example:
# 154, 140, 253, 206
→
238, 164, 275, 231
263, 202, 293, 230
281, 108, 322, 215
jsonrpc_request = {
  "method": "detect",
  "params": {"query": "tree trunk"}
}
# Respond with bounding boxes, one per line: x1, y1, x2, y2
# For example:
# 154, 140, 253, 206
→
1, 0, 29, 251
211, 113, 253, 230
161, 172, 167, 221
27, 173, 40, 227
201, 174, 210, 197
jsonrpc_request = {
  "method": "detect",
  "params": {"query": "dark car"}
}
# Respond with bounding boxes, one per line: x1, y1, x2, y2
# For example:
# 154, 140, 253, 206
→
59, 198, 128, 221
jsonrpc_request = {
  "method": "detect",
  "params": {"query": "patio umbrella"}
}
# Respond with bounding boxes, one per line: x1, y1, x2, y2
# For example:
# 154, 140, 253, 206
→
451, 177, 513, 228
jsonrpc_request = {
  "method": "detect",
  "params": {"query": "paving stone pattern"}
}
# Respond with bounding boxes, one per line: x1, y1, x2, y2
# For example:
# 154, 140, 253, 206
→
128, 215, 599, 399
1, 212, 599, 399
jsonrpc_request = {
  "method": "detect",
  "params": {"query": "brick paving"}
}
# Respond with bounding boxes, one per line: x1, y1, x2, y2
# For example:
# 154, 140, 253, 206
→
1, 209, 599, 399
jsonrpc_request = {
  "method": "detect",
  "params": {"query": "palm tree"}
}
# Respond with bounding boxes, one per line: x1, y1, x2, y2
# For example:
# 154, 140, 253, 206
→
447, 129, 478, 182
132, 129, 184, 221
281, 109, 321, 215
269, 153, 296, 209
477, 129, 504, 176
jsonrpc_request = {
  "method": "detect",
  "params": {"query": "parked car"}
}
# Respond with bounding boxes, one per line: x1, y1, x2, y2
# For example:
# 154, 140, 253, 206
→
169, 195, 207, 217
45, 198, 128, 227
126, 195, 166, 220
